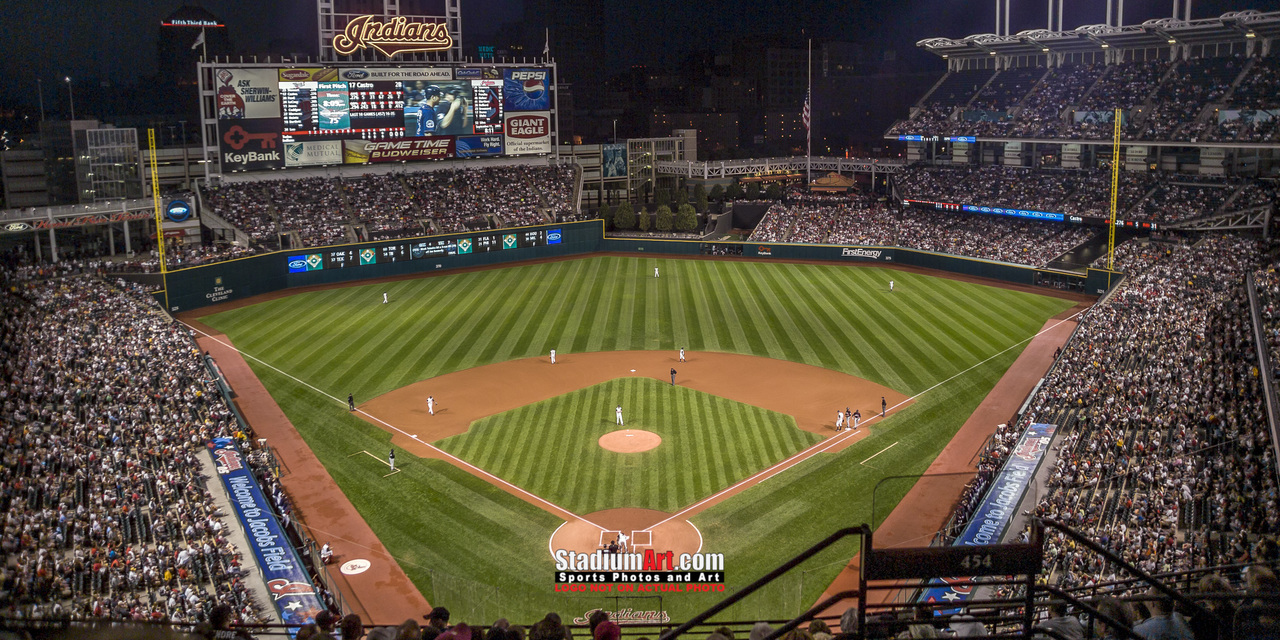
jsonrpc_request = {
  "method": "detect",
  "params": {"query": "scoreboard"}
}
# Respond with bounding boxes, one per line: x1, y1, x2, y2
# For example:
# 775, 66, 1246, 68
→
287, 229, 553, 274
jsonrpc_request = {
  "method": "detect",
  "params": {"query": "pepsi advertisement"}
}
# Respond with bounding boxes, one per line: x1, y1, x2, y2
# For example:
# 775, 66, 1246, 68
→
504, 68, 551, 112
209, 438, 326, 627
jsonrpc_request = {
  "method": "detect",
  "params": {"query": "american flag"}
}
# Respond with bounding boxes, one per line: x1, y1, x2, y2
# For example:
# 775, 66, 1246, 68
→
802, 89, 811, 132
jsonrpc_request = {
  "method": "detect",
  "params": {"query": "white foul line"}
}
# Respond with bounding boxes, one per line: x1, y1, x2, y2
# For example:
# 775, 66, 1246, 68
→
642, 309, 1084, 533
184, 322, 606, 532
861, 442, 898, 465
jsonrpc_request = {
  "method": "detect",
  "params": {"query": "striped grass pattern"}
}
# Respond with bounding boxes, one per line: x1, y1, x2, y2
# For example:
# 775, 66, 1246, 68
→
201, 255, 1077, 620
437, 378, 822, 514
204, 256, 1072, 401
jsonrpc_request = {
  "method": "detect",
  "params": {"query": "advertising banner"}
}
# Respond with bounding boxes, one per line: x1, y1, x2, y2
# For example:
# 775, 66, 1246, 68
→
336, 67, 454, 82
214, 69, 282, 119
917, 422, 1056, 610
602, 144, 627, 178
455, 135, 504, 157
209, 439, 325, 626
504, 68, 552, 111
1218, 108, 1277, 124
504, 112, 551, 155
1073, 110, 1126, 125
343, 136, 456, 163
284, 141, 343, 167
218, 118, 284, 171
278, 68, 341, 83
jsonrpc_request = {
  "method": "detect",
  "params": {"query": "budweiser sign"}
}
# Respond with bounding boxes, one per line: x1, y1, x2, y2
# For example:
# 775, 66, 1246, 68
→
332, 15, 453, 57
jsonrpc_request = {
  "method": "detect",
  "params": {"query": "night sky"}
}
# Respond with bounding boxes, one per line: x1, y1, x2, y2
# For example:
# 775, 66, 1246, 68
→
0, 0, 1273, 112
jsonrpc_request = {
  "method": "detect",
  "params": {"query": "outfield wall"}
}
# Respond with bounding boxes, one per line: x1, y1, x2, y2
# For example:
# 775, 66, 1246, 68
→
155, 222, 1106, 312
156, 221, 602, 312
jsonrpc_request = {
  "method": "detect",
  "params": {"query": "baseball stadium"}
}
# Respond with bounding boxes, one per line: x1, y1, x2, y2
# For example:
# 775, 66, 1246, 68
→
2, 2, 1280, 639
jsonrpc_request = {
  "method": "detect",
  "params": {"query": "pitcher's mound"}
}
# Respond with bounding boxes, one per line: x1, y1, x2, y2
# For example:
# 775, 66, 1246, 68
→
599, 430, 661, 453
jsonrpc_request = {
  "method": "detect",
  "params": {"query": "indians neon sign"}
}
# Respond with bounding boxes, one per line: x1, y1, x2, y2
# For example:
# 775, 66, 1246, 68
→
332, 15, 453, 57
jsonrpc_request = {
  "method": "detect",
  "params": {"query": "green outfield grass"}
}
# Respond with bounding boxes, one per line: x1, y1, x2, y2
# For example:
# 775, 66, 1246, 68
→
200, 255, 1077, 622
437, 378, 823, 514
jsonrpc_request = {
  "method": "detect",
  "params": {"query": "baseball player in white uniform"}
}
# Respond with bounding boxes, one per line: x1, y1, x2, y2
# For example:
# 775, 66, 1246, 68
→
617, 532, 629, 551
654, 266, 660, 278
889, 280, 894, 292
383, 292, 389, 304
836, 410, 844, 431
616, 405, 624, 426
679, 348, 686, 362
427, 395, 435, 416
550, 349, 556, 364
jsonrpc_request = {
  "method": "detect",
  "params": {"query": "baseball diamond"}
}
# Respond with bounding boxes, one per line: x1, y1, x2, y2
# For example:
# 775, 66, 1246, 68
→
190, 254, 1081, 621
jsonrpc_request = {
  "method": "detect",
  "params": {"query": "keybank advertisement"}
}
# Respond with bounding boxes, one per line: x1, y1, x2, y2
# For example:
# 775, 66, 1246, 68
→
918, 422, 1056, 609
209, 438, 325, 626
218, 118, 284, 171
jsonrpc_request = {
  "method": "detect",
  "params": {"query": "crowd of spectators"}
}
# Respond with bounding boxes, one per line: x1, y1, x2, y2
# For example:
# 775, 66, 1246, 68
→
200, 164, 577, 251
885, 54, 1280, 142
894, 165, 1267, 224
747, 197, 1092, 267
992, 235, 1276, 588
0, 272, 263, 625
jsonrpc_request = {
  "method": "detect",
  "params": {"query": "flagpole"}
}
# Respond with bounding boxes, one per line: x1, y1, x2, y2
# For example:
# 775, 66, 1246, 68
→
806, 38, 812, 187
201, 27, 207, 61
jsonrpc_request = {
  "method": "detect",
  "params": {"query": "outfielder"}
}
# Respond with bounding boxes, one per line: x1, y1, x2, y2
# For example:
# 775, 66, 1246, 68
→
654, 266, 660, 278
427, 395, 435, 416
889, 280, 894, 292
383, 292, 388, 304
616, 405, 624, 426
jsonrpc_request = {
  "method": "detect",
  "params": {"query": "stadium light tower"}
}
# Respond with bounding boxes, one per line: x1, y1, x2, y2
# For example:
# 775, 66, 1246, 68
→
64, 76, 75, 120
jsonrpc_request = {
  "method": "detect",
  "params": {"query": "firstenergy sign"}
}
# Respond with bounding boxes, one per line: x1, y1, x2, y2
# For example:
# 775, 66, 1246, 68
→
332, 15, 453, 57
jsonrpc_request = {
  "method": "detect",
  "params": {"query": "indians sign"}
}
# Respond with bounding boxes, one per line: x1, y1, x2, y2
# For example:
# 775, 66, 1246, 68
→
332, 15, 453, 57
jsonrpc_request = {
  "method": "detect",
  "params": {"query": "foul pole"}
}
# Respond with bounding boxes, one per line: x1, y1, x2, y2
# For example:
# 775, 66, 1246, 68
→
806, 39, 812, 185
1106, 108, 1121, 271
148, 129, 170, 311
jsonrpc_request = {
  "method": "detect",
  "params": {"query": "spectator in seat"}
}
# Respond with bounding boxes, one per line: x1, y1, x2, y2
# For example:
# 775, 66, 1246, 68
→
807, 619, 833, 640
1092, 598, 1135, 640
1034, 603, 1083, 640
589, 611, 620, 640
422, 607, 452, 640
1132, 590, 1193, 640
530, 612, 572, 640
1187, 574, 1235, 640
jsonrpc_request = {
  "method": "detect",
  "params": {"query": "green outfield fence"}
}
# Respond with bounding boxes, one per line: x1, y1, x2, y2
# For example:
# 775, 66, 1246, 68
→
145, 221, 1113, 312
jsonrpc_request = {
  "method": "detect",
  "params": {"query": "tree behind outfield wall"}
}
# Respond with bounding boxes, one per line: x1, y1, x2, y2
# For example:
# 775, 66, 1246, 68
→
676, 204, 697, 232
655, 205, 674, 231
614, 201, 637, 230
675, 187, 689, 208
656, 188, 671, 207
638, 204, 652, 231
694, 184, 708, 212
765, 183, 782, 200
599, 204, 614, 231
746, 182, 761, 200
709, 184, 725, 203
726, 182, 744, 200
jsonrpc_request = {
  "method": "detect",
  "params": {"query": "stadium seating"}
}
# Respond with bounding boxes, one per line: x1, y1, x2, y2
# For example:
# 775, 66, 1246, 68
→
200, 164, 576, 252
0, 272, 264, 625
885, 54, 1280, 143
